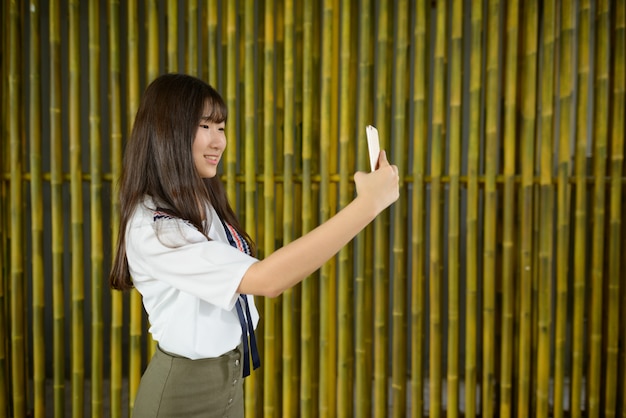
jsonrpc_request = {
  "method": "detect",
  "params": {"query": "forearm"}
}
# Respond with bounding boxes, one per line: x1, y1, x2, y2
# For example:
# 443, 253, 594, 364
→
239, 196, 378, 297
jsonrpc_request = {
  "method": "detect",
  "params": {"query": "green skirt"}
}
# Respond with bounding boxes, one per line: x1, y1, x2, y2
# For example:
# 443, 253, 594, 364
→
132, 345, 244, 418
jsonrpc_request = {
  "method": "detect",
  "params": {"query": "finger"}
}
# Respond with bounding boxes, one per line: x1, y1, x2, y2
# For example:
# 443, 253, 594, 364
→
377, 149, 390, 168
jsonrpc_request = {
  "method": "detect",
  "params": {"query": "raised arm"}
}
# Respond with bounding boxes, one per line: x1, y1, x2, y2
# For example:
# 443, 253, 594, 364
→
238, 150, 399, 297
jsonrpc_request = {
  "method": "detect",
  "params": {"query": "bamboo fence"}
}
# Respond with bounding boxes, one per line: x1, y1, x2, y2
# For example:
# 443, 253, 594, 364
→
1, 1, 625, 417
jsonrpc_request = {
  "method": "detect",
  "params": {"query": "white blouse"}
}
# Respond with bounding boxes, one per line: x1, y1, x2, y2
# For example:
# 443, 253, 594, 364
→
126, 196, 259, 359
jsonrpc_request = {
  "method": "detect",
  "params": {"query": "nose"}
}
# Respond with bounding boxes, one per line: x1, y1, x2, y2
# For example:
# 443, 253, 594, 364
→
210, 131, 226, 149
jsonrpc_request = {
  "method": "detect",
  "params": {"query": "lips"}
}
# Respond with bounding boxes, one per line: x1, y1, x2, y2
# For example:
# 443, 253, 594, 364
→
204, 155, 220, 164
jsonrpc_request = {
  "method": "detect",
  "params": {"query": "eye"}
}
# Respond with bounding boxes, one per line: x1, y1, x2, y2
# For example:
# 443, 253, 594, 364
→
199, 124, 209, 129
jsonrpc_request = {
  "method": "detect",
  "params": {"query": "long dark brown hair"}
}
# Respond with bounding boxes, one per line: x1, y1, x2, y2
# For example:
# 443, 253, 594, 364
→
109, 73, 255, 290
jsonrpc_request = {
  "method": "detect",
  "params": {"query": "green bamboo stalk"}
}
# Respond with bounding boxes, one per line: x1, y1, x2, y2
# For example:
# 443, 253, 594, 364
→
0, 0, 6, 411
429, 3, 447, 417
300, 1, 320, 416
553, 2, 574, 417
571, 1, 591, 416
186, 0, 198, 75
205, 0, 218, 85
29, 0, 45, 416
465, 0, 482, 415
69, 1, 86, 415
9, 0, 26, 415
89, 0, 104, 415
263, 0, 278, 415
108, 1, 124, 416
500, 1, 519, 416
127, 1, 143, 411
390, 0, 409, 416
225, 0, 237, 204
354, 0, 375, 415
167, 0, 178, 72
337, 0, 354, 416
318, 1, 335, 416
588, 1, 610, 416
373, 1, 391, 416
411, 2, 428, 417
49, 0, 66, 414
146, 0, 159, 84
516, 1, 538, 415
447, 0, 462, 416
604, 3, 624, 416
282, 2, 299, 415
483, 1, 500, 416
536, 2, 556, 417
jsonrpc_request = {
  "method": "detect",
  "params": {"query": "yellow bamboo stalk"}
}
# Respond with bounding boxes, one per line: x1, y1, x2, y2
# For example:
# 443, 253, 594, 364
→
88, 0, 104, 415
319, 1, 335, 416
108, 1, 124, 416
225, 0, 237, 204
282, 2, 299, 415
516, 1, 538, 415
553, 2, 574, 417
373, 1, 391, 416
127, 1, 143, 412
588, 1, 610, 416
465, 0, 482, 415
536, 2, 556, 417
354, 0, 375, 416
29, 0, 45, 416
69, 1, 86, 415
263, 0, 278, 415
500, 1, 519, 416
167, 0, 178, 72
146, 0, 159, 85
205, 0, 218, 85
9, 0, 26, 415
390, 0, 409, 416
300, 1, 320, 416
49, 0, 66, 414
604, 3, 624, 416
429, 3, 447, 417
483, 1, 500, 416
447, 0, 462, 416
0, 0, 6, 411
186, 0, 198, 75
571, 1, 591, 416
337, 1, 354, 416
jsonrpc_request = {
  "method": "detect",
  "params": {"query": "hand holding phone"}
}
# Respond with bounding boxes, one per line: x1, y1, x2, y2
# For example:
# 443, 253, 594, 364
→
366, 125, 380, 172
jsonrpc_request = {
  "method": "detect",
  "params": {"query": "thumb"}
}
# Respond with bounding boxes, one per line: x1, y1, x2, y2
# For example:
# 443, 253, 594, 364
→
377, 149, 390, 169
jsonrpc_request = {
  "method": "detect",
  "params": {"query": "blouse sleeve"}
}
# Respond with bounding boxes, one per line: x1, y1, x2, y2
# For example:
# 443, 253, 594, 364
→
126, 210, 258, 311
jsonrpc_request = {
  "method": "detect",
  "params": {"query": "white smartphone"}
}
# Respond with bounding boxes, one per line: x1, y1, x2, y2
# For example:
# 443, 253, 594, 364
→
366, 125, 380, 172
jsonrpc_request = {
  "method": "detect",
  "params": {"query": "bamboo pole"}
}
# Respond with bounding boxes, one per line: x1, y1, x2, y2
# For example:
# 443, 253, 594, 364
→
300, 1, 320, 416
186, 0, 198, 75
516, 1, 538, 415
0, 0, 6, 413
483, 1, 500, 416
225, 0, 237, 204
205, 0, 218, 86
571, 1, 591, 416
263, 0, 278, 415
127, 1, 143, 411
354, 0, 375, 415
29, 0, 46, 416
49, 0, 66, 414
465, 0, 483, 415
373, 1, 391, 416
411, 2, 428, 416
336, 0, 354, 415
167, 0, 178, 72
318, 0, 335, 416
553, 2, 574, 417
604, 3, 625, 416
536, 2, 556, 416
588, 1, 610, 416
390, 0, 409, 416
9, 0, 26, 415
146, 0, 159, 84
429, 3, 447, 417
500, 1, 519, 416
89, 0, 104, 415
68, 1, 86, 415
447, 1, 462, 416
108, 1, 124, 416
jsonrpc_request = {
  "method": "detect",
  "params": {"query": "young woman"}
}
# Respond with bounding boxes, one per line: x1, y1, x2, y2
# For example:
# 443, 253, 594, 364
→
109, 73, 399, 417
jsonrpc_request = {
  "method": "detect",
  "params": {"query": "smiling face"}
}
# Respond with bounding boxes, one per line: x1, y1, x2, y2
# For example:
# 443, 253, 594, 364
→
192, 113, 227, 178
